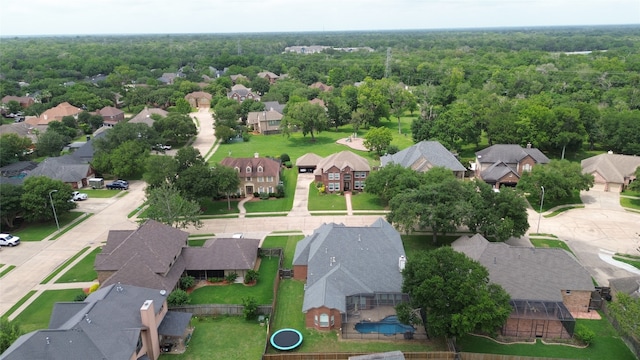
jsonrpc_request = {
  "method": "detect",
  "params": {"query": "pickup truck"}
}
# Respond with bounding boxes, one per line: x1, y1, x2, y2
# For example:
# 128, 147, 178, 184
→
106, 181, 129, 190
0, 233, 20, 246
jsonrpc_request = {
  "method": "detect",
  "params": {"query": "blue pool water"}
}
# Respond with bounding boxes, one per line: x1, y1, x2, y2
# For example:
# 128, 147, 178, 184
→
354, 315, 415, 335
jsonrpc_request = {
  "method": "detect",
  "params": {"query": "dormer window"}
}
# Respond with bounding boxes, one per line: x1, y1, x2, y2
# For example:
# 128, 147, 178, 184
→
246, 166, 252, 173
258, 166, 263, 172
234, 167, 240, 173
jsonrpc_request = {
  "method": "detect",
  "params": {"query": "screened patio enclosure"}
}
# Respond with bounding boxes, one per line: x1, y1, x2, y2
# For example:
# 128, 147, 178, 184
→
343, 293, 410, 324
502, 299, 576, 339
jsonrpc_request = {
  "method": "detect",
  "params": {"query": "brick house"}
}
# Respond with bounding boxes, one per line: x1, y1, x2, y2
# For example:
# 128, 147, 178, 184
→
246, 109, 283, 134
292, 218, 408, 331
97, 106, 125, 126
26, 155, 95, 189
581, 152, 640, 192
220, 154, 281, 196
227, 84, 260, 102
1, 95, 35, 108
474, 144, 550, 189
314, 151, 370, 192
309, 82, 334, 92
380, 140, 467, 179
257, 71, 280, 84
129, 107, 168, 127
25, 102, 82, 131
452, 234, 594, 339
185, 91, 212, 108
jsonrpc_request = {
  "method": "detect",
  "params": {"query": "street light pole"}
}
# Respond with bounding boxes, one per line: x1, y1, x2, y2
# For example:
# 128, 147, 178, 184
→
536, 186, 545, 234
48, 190, 60, 231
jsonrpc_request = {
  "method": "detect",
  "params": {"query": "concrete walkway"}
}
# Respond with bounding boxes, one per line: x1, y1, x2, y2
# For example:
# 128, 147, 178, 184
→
237, 196, 252, 218
345, 193, 353, 215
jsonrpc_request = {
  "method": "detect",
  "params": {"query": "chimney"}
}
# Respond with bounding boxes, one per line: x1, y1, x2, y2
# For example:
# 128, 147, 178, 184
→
526, 142, 532, 149
398, 255, 406, 272
140, 300, 160, 359
254, 152, 259, 158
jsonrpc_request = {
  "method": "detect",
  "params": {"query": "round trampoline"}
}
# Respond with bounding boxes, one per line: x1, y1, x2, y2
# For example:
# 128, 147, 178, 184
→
270, 328, 303, 351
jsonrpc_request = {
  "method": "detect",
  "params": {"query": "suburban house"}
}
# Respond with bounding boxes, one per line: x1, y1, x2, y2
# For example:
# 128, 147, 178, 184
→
474, 144, 550, 188
0, 283, 192, 360
380, 140, 467, 178
129, 107, 168, 127
314, 151, 370, 192
95, 220, 260, 291
70, 129, 109, 163
452, 234, 595, 339
309, 82, 334, 92
257, 71, 280, 84
0, 161, 38, 185
262, 101, 285, 115
26, 155, 95, 189
309, 98, 326, 109
25, 102, 82, 130
0, 122, 38, 143
296, 153, 323, 173
247, 109, 283, 134
227, 84, 260, 102
97, 106, 125, 126
292, 218, 408, 331
1, 95, 35, 108
609, 276, 640, 301
185, 91, 212, 108
581, 152, 640, 192
157, 72, 182, 85
220, 154, 281, 196
230, 74, 249, 84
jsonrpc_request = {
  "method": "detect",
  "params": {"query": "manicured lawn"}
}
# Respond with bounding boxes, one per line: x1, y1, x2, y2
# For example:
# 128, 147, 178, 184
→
308, 185, 347, 211
159, 316, 266, 360
261, 235, 305, 268
244, 168, 297, 213
55, 247, 101, 283
543, 205, 584, 218
13, 211, 86, 241
199, 198, 240, 215
530, 238, 574, 255
12, 289, 85, 333
188, 239, 207, 247
613, 256, 640, 270
79, 189, 120, 198
41, 247, 91, 284
1, 291, 36, 319
458, 317, 636, 360
349, 191, 386, 211
190, 256, 279, 304
620, 196, 640, 210
528, 190, 582, 213
401, 234, 460, 258
622, 190, 640, 197
0, 265, 16, 278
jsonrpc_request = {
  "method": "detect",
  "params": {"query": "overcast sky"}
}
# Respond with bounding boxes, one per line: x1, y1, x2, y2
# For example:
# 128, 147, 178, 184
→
1, 0, 638, 36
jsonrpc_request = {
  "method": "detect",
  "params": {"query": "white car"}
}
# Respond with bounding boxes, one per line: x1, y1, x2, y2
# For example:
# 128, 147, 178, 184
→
0, 233, 20, 246
72, 191, 88, 201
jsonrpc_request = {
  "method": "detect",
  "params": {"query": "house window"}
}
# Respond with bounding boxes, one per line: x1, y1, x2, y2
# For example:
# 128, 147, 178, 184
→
331, 315, 335, 326
267, 176, 274, 182
258, 166, 263, 172
328, 183, 335, 192
258, 177, 264, 182
234, 167, 240, 173
314, 315, 319, 326
246, 177, 251, 181
333, 173, 340, 181
320, 313, 329, 327
523, 163, 532, 172
328, 173, 335, 180
259, 187, 264, 193
246, 166, 252, 173
333, 182, 340, 191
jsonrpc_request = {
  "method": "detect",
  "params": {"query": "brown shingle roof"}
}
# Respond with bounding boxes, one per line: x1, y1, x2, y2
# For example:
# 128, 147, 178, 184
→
220, 156, 280, 178
128, 107, 168, 126
182, 238, 259, 270
315, 151, 370, 174
97, 106, 123, 117
185, 91, 212, 100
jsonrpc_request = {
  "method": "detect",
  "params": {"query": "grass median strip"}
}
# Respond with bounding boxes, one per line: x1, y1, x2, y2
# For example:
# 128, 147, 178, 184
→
543, 205, 584, 218
0, 265, 16, 278
613, 256, 640, 270
530, 238, 574, 255
40, 247, 91, 284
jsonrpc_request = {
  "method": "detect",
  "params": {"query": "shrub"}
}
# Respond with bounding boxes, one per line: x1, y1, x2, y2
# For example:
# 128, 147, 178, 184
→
575, 325, 595, 345
208, 277, 223, 283
387, 144, 400, 155
225, 272, 238, 283
253, 192, 260, 197
167, 289, 190, 306
179, 275, 195, 290
74, 293, 88, 302
283, 161, 292, 168
244, 269, 259, 284
242, 132, 251, 142
88, 283, 100, 294
242, 296, 258, 320
260, 192, 270, 200
280, 153, 291, 162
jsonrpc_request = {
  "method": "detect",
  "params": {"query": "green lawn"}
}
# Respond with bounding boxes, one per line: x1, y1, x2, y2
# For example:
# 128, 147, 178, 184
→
401, 234, 460, 258
189, 256, 279, 304
613, 256, 640, 270
0, 265, 16, 278
528, 190, 583, 213
244, 168, 297, 213
622, 190, 640, 197
40, 247, 91, 284
12, 289, 85, 333
159, 316, 266, 360
458, 317, 636, 360
13, 212, 86, 241
308, 184, 347, 211
188, 239, 207, 247
261, 235, 305, 268
349, 191, 387, 211
78, 189, 120, 198
55, 247, 101, 283
530, 238, 574, 255
543, 205, 584, 218
620, 197, 640, 211
199, 198, 240, 215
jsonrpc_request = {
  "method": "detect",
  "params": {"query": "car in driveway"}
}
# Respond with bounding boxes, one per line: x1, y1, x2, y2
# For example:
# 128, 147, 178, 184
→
106, 180, 129, 190
0, 233, 20, 246
71, 191, 88, 201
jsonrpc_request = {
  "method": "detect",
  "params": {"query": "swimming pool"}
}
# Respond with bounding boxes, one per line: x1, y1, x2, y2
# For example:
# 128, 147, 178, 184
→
354, 315, 415, 335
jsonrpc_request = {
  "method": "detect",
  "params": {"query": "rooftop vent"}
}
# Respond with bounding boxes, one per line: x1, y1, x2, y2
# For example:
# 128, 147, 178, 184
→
399, 255, 406, 272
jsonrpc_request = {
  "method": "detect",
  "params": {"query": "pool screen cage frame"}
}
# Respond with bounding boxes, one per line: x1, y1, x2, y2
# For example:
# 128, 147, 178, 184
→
343, 292, 410, 323
503, 299, 576, 339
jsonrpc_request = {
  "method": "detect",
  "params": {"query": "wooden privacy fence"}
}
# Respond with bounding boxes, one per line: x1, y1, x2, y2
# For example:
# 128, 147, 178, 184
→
262, 352, 456, 360
459, 354, 574, 360
171, 304, 272, 316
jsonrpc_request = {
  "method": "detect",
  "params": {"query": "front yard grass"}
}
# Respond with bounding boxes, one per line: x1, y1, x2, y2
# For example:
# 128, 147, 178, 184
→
55, 247, 100, 283
0, 265, 16, 278
349, 191, 386, 211
530, 238, 574, 256
199, 198, 240, 215
620, 196, 640, 211
79, 189, 120, 198
458, 317, 636, 359
159, 316, 266, 360
189, 256, 279, 305
401, 234, 460, 258
261, 235, 305, 268
528, 190, 583, 213
11, 289, 85, 333
244, 168, 297, 213
308, 185, 347, 211
13, 212, 85, 241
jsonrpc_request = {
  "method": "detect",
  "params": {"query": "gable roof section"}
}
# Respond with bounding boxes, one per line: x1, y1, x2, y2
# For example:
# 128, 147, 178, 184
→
476, 144, 550, 165
609, 276, 640, 298
296, 153, 323, 167
263, 101, 285, 114
185, 91, 212, 100
452, 234, 594, 302
129, 107, 168, 126
293, 218, 406, 313
30, 102, 82, 125
0, 161, 38, 177
97, 106, 123, 117
581, 153, 640, 183
71, 130, 109, 163
220, 156, 280, 178
26, 155, 91, 182
314, 151, 370, 174
182, 238, 259, 270
247, 109, 283, 126
380, 141, 466, 172
480, 161, 520, 182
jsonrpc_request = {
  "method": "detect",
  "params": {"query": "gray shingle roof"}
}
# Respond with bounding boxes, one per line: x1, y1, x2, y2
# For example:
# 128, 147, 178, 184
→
182, 238, 259, 270
293, 218, 406, 313
609, 276, 640, 298
476, 144, 550, 165
380, 141, 466, 172
220, 156, 280, 178
129, 107, 168, 126
263, 101, 285, 114
26, 155, 92, 183
452, 235, 594, 302
158, 311, 193, 337
0, 161, 38, 177
581, 153, 640, 183
480, 161, 519, 182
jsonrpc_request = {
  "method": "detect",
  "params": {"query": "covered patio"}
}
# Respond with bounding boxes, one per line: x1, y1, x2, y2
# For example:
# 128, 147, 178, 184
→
158, 311, 194, 354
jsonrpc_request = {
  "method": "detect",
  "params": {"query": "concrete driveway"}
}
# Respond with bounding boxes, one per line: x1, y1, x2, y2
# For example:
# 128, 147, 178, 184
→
532, 190, 640, 286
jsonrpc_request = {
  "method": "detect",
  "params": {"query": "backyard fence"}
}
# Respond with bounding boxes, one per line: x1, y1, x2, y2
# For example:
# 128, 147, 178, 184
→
260, 247, 285, 356
262, 352, 456, 360
601, 301, 640, 359
171, 304, 273, 316
459, 354, 574, 360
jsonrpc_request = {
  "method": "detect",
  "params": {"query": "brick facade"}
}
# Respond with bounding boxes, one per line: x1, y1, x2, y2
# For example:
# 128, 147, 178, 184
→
293, 265, 307, 281
304, 306, 343, 331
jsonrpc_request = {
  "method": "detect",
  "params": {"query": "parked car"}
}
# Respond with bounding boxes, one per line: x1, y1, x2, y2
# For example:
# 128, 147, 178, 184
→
0, 233, 20, 246
106, 181, 129, 190
115, 179, 129, 186
154, 144, 172, 151
71, 191, 88, 201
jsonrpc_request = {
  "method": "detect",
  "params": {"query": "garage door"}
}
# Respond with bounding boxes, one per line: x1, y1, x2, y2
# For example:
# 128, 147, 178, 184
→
591, 183, 606, 192
608, 183, 623, 192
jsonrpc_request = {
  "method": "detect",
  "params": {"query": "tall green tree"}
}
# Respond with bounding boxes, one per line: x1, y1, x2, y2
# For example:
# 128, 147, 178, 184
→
0, 133, 32, 167
143, 155, 179, 189
363, 126, 393, 156
0, 184, 23, 229
146, 183, 202, 229
402, 247, 511, 339
517, 160, 594, 203
110, 140, 149, 178
21, 176, 75, 223
364, 164, 424, 204
211, 164, 241, 210
281, 102, 328, 141
0, 318, 23, 353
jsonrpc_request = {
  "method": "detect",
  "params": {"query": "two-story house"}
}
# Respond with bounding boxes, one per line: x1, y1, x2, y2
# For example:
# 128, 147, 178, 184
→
247, 109, 283, 134
474, 144, 550, 188
227, 84, 260, 103
220, 154, 281, 196
314, 151, 370, 192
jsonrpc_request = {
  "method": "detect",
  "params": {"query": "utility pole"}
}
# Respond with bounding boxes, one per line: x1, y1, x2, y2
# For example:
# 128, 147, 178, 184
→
385, 47, 391, 78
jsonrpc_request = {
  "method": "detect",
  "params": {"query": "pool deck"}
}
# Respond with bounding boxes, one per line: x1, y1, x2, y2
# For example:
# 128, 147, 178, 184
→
342, 306, 429, 340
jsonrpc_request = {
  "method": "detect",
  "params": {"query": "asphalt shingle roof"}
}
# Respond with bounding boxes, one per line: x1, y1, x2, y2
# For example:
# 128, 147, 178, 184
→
380, 141, 466, 172
581, 153, 640, 183
26, 155, 91, 183
476, 144, 550, 165
182, 238, 259, 270
314, 151, 370, 175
